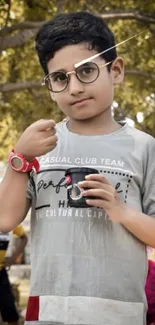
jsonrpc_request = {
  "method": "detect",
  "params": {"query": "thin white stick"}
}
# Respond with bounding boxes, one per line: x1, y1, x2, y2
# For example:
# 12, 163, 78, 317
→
75, 29, 148, 68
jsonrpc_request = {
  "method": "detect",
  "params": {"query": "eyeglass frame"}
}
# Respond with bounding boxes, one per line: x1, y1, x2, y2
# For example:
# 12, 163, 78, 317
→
41, 60, 113, 93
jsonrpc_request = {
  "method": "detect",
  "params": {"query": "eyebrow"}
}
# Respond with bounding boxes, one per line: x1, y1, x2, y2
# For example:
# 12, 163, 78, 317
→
49, 69, 66, 74
74, 29, 148, 68
49, 62, 93, 75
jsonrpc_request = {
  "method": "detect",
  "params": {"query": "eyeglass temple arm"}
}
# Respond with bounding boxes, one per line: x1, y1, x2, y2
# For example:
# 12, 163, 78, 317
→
99, 61, 113, 68
75, 29, 148, 68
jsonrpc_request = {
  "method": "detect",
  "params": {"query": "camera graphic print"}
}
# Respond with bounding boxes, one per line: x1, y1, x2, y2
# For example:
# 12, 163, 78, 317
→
65, 167, 99, 208
67, 181, 83, 200
33, 154, 134, 222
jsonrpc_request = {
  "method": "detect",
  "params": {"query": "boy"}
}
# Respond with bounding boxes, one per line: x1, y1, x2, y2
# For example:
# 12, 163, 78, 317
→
0, 225, 28, 325
0, 11, 155, 325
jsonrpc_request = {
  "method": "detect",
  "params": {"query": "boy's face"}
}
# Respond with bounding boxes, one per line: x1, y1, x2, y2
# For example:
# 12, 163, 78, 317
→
47, 43, 124, 121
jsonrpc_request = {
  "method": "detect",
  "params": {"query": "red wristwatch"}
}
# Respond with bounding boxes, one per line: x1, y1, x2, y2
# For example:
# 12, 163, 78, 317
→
8, 150, 40, 175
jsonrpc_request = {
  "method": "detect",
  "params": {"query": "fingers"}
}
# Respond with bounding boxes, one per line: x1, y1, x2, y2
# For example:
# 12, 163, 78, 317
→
85, 173, 110, 184
82, 188, 116, 201
84, 191, 118, 211
43, 128, 56, 138
43, 135, 58, 147
14, 119, 58, 159
86, 198, 109, 209
33, 119, 56, 131
79, 180, 107, 190
78, 174, 112, 191
79, 175, 118, 211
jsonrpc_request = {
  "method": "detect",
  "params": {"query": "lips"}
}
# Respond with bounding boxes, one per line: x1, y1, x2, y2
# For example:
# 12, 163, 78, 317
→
71, 98, 91, 105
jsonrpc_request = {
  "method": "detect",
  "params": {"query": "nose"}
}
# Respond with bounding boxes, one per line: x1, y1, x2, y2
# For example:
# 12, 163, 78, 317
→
68, 73, 84, 96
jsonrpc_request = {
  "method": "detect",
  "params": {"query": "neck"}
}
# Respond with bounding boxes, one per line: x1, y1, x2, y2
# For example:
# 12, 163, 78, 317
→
67, 109, 121, 136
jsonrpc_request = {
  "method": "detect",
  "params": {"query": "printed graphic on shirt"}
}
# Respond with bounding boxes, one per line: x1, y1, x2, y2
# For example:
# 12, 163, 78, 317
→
30, 154, 134, 224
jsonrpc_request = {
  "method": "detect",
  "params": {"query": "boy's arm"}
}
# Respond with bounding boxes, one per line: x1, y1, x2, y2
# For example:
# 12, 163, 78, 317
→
119, 207, 155, 248
0, 119, 57, 233
79, 173, 155, 248
0, 168, 31, 232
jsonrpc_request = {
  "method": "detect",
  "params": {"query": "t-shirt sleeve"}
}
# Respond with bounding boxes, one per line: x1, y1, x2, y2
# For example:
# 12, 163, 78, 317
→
27, 177, 36, 200
142, 137, 155, 217
13, 225, 25, 237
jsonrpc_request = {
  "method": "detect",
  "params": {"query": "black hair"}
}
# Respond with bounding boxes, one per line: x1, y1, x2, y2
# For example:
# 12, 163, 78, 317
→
35, 11, 117, 75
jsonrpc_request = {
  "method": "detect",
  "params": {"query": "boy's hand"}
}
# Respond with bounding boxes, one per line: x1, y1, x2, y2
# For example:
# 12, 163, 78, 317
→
14, 119, 58, 161
79, 174, 126, 223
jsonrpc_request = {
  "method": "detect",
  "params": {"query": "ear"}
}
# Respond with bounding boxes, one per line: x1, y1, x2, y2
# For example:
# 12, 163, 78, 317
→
111, 57, 124, 85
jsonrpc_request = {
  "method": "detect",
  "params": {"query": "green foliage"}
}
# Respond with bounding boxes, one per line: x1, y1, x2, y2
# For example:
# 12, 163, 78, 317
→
0, 0, 155, 160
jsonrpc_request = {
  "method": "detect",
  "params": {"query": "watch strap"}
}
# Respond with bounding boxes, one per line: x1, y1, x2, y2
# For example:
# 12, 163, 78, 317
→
8, 150, 40, 173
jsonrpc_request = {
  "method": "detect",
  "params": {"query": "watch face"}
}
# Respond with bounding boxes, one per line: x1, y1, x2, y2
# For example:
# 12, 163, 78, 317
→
11, 156, 23, 170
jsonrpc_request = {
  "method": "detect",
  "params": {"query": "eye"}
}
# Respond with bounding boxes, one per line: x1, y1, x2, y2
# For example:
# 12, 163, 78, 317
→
51, 72, 67, 83
80, 66, 94, 75
77, 62, 97, 78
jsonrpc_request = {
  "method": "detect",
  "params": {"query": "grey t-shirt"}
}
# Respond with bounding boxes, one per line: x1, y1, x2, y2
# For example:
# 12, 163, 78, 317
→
25, 121, 155, 325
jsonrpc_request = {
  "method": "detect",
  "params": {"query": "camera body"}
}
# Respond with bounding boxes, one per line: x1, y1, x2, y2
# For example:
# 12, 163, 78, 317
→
65, 167, 99, 208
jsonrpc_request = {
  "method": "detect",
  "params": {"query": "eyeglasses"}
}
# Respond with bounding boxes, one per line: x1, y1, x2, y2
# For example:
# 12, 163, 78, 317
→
41, 61, 112, 93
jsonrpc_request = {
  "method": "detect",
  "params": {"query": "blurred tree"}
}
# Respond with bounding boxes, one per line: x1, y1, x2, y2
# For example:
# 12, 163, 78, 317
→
0, 0, 155, 160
